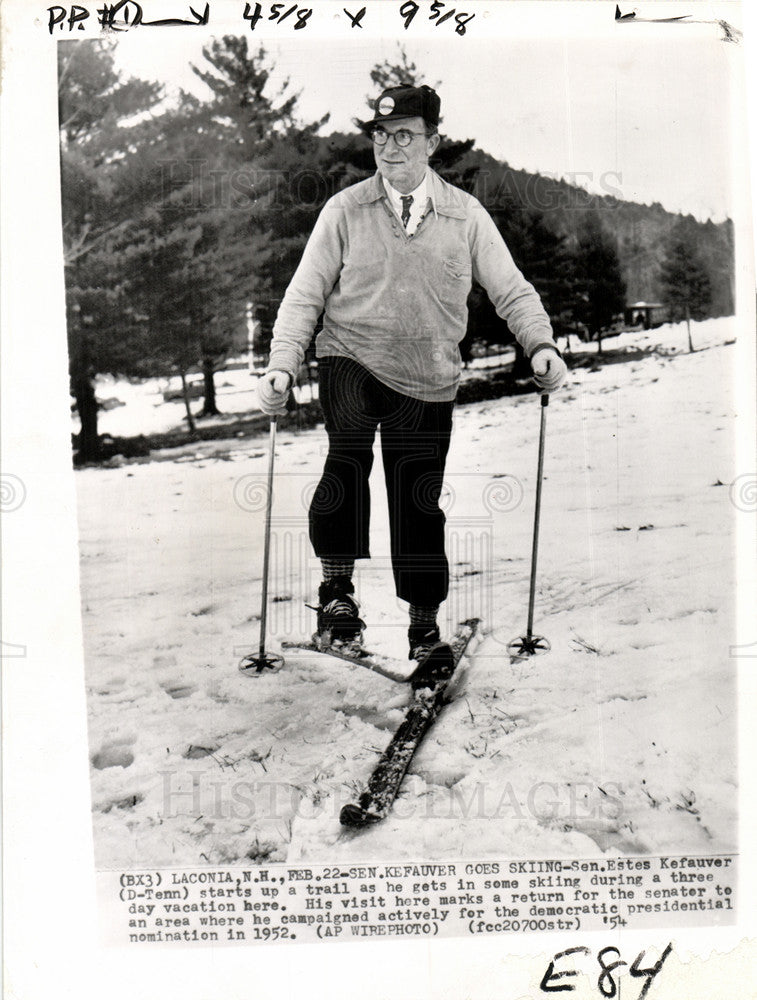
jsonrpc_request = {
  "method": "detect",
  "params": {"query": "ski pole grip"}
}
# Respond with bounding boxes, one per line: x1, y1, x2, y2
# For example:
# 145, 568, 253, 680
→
541, 393, 549, 408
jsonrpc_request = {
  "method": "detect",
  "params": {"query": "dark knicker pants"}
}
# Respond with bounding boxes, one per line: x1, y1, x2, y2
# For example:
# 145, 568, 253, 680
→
309, 356, 454, 607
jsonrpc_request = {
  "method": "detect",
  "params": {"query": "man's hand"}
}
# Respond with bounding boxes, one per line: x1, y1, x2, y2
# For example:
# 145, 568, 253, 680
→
531, 348, 567, 393
257, 370, 292, 415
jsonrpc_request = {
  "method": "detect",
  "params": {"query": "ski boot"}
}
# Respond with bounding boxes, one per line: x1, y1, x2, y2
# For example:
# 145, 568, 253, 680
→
313, 576, 365, 648
408, 623, 454, 690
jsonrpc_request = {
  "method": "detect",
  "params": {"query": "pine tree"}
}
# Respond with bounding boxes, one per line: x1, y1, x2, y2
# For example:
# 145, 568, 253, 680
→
129, 98, 252, 417
511, 212, 578, 348
461, 194, 578, 372
659, 225, 712, 352
573, 212, 626, 354
369, 45, 432, 94
179, 37, 329, 382
59, 39, 163, 463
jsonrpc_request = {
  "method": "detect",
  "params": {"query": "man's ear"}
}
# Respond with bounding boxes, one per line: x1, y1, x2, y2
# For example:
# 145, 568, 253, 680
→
427, 132, 441, 156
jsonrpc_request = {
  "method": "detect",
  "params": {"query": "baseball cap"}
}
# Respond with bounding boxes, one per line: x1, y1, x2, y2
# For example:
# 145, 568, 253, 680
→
358, 84, 441, 132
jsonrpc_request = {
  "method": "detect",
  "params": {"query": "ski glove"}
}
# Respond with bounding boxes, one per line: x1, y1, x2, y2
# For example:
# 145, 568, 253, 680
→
257, 370, 292, 415
531, 348, 567, 393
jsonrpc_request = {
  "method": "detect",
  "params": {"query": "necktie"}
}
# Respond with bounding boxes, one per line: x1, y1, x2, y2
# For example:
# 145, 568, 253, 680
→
400, 195, 413, 229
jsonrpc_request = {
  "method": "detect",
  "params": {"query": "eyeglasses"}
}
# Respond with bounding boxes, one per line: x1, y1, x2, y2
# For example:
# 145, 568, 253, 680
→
370, 127, 432, 148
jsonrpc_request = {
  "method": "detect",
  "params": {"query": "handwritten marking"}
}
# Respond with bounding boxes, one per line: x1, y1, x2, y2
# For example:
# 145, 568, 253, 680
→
540, 946, 591, 992
342, 6, 366, 27
48, 1, 209, 31
540, 944, 672, 998
243, 1, 312, 30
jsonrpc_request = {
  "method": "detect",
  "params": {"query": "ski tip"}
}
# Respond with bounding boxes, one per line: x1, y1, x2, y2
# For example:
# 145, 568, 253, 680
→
339, 803, 380, 828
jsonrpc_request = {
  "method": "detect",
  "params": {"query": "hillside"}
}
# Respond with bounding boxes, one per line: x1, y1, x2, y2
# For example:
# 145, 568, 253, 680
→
455, 147, 734, 315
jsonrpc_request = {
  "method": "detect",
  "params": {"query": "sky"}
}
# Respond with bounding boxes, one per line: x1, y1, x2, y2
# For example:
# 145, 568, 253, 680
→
110, 14, 745, 224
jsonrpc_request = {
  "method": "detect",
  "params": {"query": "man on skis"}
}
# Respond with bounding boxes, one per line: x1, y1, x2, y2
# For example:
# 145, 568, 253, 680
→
258, 83, 566, 669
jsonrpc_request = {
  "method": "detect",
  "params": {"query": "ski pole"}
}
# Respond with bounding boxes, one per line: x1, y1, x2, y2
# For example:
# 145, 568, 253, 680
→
526, 392, 549, 640
240, 415, 284, 674
508, 393, 551, 660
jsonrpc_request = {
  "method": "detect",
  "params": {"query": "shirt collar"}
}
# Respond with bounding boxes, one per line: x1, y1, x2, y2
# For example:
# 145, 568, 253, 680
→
381, 171, 435, 217
357, 169, 465, 220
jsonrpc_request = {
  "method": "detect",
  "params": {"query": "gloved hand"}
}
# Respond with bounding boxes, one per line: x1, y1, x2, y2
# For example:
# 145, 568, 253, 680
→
257, 370, 292, 416
531, 348, 567, 393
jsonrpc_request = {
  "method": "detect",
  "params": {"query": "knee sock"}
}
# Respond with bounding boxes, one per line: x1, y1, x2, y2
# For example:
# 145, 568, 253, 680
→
409, 604, 439, 627
321, 558, 355, 583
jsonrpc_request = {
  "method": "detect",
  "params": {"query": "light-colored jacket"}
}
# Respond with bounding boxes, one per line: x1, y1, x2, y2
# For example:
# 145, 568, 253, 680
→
269, 169, 557, 402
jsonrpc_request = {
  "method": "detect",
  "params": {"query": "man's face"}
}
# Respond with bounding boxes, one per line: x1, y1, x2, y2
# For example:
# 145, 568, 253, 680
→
372, 116, 440, 194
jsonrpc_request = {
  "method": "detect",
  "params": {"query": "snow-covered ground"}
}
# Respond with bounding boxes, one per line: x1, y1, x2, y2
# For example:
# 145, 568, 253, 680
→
72, 350, 514, 440
76, 319, 738, 868
72, 365, 319, 439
